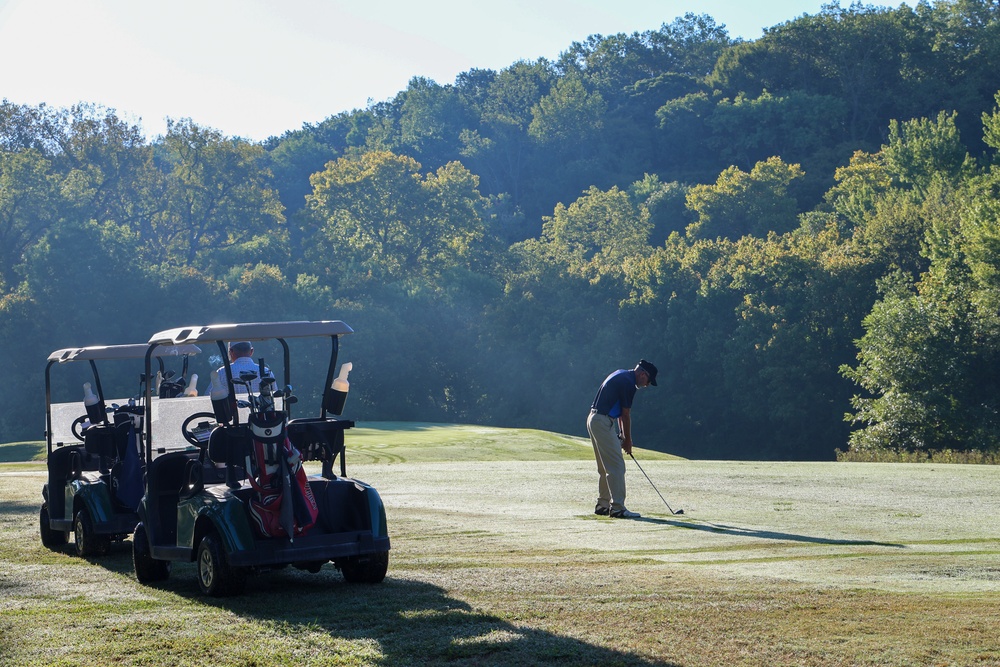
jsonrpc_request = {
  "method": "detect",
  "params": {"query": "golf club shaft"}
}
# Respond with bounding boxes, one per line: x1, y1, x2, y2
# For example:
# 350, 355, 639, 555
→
629, 452, 681, 515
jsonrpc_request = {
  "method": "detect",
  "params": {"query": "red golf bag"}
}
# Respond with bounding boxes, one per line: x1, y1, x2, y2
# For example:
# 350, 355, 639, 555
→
244, 412, 319, 539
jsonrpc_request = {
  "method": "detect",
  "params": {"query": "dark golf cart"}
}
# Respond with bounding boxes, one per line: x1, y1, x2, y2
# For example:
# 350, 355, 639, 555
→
40, 343, 201, 557
131, 320, 390, 596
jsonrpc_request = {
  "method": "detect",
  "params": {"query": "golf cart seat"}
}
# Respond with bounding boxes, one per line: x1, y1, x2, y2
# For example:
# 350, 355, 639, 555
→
84, 420, 145, 510
83, 421, 131, 473
44, 444, 100, 521
144, 451, 197, 542
286, 417, 353, 479
206, 426, 250, 488
48, 443, 96, 483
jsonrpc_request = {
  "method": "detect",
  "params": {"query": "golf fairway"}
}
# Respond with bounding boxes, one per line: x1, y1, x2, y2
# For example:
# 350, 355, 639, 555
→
2, 423, 999, 666
356, 457, 1000, 595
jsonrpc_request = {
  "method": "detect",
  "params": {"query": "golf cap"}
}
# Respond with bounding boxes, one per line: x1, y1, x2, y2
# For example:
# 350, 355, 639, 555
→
229, 341, 253, 354
636, 359, 658, 386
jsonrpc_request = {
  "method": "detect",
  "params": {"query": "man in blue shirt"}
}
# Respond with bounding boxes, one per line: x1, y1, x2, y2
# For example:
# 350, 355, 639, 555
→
588, 359, 658, 518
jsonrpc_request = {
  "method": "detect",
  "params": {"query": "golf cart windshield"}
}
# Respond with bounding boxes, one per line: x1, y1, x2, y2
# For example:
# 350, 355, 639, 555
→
147, 321, 353, 419
142, 321, 354, 459
45, 343, 202, 449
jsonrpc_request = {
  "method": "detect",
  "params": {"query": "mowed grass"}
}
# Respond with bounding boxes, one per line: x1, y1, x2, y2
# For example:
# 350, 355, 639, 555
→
2, 423, 1000, 666
346, 421, 680, 464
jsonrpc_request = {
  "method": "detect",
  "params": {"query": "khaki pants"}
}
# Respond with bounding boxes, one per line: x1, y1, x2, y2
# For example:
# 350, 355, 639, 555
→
587, 410, 626, 512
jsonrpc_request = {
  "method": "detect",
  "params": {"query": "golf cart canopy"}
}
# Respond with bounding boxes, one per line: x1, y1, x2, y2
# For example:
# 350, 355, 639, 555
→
48, 344, 202, 363
148, 321, 353, 346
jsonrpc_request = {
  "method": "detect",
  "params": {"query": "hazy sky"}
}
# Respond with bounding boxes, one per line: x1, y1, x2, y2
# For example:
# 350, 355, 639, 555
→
0, 0, 918, 141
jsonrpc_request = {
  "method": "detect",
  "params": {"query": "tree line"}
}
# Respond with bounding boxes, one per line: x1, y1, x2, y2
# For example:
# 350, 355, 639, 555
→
4, 0, 1000, 460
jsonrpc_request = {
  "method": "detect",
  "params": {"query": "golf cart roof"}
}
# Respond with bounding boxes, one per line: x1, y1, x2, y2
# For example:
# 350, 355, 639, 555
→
148, 321, 354, 346
47, 343, 202, 364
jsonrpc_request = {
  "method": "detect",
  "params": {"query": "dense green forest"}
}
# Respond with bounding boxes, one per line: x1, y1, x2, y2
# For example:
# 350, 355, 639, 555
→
4, 0, 1000, 460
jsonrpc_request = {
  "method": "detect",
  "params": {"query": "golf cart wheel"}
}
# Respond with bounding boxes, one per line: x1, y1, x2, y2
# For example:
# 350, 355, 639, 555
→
339, 550, 389, 584
74, 507, 111, 557
39, 503, 68, 549
197, 532, 246, 597
132, 523, 170, 583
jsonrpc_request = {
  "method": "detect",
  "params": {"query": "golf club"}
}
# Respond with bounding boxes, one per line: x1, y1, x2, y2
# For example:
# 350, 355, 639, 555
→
629, 452, 684, 515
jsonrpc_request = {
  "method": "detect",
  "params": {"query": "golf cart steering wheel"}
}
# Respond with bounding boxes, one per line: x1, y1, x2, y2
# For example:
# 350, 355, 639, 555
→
181, 412, 219, 447
70, 415, 89, 442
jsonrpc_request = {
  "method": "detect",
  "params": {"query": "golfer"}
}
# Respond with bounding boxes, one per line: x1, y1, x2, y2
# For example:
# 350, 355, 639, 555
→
588, 359, 657, 518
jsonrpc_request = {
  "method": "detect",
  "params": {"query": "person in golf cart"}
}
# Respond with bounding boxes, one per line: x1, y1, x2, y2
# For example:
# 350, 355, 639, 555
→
587, 359, 658, 519
205, 341, 273, 395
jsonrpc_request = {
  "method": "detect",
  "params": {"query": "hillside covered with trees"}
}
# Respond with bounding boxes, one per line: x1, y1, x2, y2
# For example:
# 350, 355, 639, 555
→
4, 0, 1000, 460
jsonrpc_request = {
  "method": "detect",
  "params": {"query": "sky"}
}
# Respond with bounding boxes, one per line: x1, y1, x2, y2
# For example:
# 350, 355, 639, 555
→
0, 0, 918, 142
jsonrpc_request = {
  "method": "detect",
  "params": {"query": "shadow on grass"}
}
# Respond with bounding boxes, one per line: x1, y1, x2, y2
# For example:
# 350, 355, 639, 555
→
635, 516, 905, 548
0, 442, 45, 463
2, 499, 44, 517
158, 568, 680, 667
55, 515, 679, 665
356, 422, 459, 432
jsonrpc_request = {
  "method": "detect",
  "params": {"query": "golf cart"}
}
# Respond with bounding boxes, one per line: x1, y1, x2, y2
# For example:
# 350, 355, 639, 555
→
132, 320, 390, 597
40, 343, 201, 557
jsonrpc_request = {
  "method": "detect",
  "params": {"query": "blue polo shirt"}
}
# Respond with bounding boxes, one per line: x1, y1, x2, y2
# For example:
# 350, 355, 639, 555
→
591, 369, 637, 419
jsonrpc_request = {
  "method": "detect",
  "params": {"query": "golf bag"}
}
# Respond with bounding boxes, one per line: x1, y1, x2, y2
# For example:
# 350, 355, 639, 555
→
111, 418, 144, 511
244, 412, 319, 539
84, 418, 143, 511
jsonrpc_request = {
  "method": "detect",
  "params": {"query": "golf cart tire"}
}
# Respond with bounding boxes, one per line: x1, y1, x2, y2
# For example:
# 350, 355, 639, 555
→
39, 503, 68, 549
339, 550, 389, 584
74, 507, 111, 557
132, 523, 171, 583
197, 532, 247, 597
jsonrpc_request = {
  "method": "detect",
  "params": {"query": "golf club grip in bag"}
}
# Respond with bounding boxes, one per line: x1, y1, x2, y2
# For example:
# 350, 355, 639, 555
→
245, 413, 319, 538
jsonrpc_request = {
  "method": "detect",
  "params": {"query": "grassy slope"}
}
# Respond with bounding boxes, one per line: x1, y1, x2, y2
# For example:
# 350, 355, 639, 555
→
347, 421, 679, 463
0, 422, 680, 466
0, 442, 45, 465
1, 424, 998, 666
